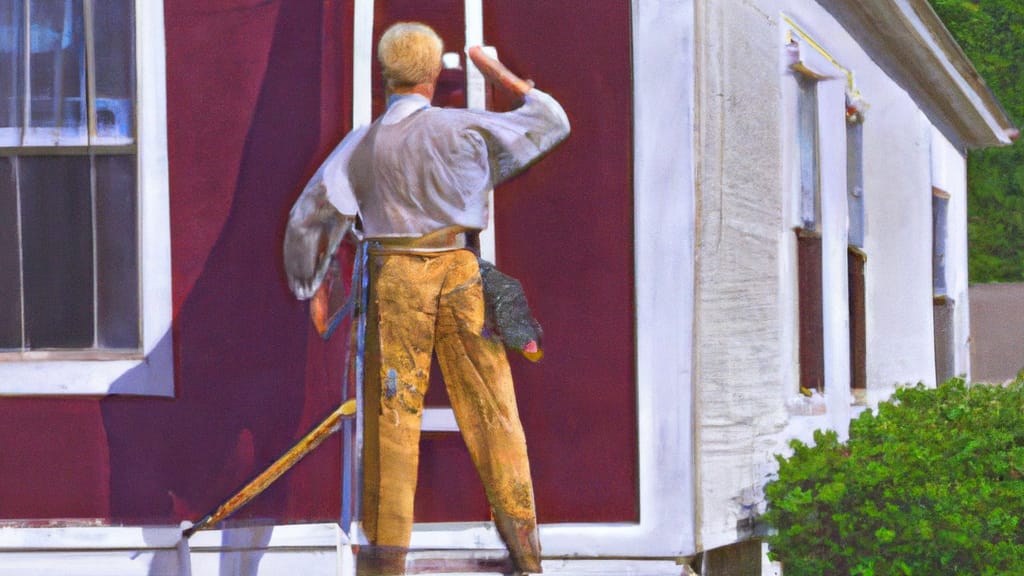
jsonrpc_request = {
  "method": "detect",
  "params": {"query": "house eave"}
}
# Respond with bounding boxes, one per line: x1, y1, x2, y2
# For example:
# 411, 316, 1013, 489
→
817, 0, 1016, 150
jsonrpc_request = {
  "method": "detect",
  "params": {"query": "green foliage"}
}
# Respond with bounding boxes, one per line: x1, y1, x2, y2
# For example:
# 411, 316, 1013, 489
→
765, 379, 1024, 575
928, 1, 1024, 282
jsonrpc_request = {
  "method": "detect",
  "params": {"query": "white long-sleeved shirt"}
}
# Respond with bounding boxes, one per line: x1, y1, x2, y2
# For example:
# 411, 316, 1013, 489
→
317, 88, 570, 238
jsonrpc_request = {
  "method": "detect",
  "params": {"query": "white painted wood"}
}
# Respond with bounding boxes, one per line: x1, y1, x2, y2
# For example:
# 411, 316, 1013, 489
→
0, 523, 692, 575
463, 1, 495, 263
0, 523, 341, 551
352, 0, 373, 128
463, 0, 484, 111
185, 523, 343, 550
189, 550, 338, 576
930, 127, 970, 379
817, 77, 853, 437
0, 550, 691, 576
783, 30, 856, 432
692, 0, 794, 552
862, 98, 938, 397
0, 0, 173, 397
815, 0, 1014, 149
0, 552, 176, 576
626, 0, 697, 557
539, 559, 691, 575
690, 0, 986, 550
421, 407, 460, 432
0, 524, 340, 574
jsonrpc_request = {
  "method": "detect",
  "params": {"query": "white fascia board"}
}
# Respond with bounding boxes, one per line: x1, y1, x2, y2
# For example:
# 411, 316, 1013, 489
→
816, 0, 1015, 149
0, 523, 342, 551
895, 0, 1015, 146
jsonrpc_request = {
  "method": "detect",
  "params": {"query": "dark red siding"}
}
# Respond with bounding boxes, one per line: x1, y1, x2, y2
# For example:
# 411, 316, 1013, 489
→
486, 1, 638, 524
0, 0, 636, 528
0, 1, 354, 525
0, 400, 110, 519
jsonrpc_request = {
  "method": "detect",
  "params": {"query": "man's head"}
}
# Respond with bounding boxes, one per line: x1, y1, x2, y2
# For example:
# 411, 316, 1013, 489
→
378, 22, 443, 92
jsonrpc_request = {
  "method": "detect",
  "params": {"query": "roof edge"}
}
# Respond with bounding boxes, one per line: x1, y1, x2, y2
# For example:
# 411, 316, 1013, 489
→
818, 0, 1017, 150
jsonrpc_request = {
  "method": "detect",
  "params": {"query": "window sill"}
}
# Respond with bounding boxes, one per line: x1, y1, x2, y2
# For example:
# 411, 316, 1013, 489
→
785, 391, 827, 416
0, 335, 173, 397
851, 387, 868, 406
0, 350, 143, 362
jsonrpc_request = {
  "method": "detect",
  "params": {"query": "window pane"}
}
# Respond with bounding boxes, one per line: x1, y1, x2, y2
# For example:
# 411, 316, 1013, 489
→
95, 154, 137, 348
0, 0, 25, 139
847, 121, 864, 248
797, 76, 819, 230
0, 157, 21, 348
933, 191, 950, 297
934, 297, 956, 384
91, 0, 132, 140
797, 231, 824, 392
21, 155, 93, 348
28, 0, 87, 143
848, 248, 866, 391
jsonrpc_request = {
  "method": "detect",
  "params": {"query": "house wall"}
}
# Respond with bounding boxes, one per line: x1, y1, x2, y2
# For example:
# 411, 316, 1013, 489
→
692, 0, 790, 552
0, 1, 353, 525
0, 2, 983, 569
693, 0, 954, 551
860, 105, 937, 397
0, 0, 639, 535
485, 0, 640, 525
931, 127, 971, 380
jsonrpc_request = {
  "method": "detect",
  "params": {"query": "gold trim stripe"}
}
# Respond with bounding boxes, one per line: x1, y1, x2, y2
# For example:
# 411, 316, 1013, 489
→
784, 14, 861, 98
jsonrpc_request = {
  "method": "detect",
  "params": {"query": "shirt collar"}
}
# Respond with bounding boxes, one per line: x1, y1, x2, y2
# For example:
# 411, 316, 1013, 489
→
382, 93, 431, 125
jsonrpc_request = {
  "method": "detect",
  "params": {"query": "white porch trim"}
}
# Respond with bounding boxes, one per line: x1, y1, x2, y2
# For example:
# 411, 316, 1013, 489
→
0, 523, 693, 575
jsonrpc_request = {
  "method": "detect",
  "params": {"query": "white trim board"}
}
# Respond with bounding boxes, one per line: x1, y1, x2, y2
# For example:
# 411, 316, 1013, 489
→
0, 523, 691, 575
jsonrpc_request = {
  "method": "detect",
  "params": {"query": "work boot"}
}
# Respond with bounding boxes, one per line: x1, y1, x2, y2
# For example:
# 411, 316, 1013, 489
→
356, 544, 407, 575
492, 513, 543, 574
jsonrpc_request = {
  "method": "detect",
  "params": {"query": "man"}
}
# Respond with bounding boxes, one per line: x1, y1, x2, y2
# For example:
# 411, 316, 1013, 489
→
285, 22, 569, 575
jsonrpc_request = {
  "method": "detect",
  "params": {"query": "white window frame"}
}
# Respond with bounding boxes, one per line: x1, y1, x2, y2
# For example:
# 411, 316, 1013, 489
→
782, 15, 855, 428
929, 127, 970, 379
0, 0, 173, 397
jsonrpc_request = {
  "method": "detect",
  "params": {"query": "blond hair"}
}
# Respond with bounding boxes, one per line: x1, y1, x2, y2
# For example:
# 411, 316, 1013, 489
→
378, 22, 443, 90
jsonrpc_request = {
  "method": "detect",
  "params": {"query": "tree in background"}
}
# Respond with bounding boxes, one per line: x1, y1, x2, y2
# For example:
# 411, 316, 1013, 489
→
928, 0, 1024, 282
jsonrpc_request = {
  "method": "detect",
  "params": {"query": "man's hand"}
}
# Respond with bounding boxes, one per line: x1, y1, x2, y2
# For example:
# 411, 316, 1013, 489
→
468, 46, 533, 97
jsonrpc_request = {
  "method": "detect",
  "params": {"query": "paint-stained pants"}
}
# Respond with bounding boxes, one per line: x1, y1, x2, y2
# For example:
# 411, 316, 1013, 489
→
359, 249, 541, 575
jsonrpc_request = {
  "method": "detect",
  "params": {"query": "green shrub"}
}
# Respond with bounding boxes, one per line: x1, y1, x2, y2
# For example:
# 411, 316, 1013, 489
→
764, 378, 1024, 575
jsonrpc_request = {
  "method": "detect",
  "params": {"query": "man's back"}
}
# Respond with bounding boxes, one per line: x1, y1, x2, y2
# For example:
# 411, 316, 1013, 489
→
350, 101, 492, 238
348, 91, 570, 239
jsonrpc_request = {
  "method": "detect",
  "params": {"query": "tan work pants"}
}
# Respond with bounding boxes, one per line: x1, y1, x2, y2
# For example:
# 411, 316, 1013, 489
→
360, 249, 541, 575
